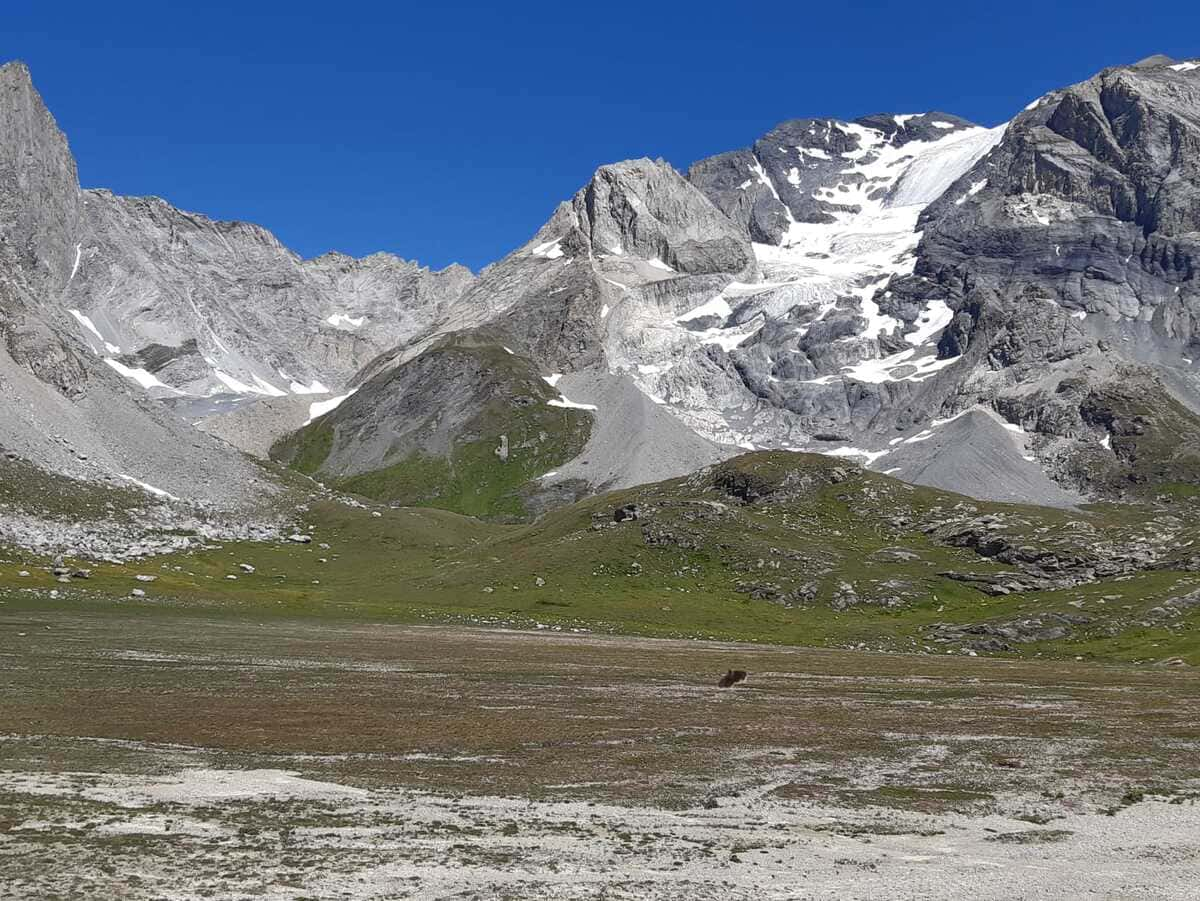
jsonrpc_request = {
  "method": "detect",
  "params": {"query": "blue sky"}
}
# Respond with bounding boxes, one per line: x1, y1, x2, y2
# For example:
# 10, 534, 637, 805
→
4, 1, 1197, 271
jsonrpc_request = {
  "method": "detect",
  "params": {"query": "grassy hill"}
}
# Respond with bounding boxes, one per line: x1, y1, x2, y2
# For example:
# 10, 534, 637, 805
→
3, 451, 1198, 665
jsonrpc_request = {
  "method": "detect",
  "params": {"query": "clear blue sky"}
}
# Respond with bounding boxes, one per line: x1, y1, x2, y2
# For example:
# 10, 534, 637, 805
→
4, 1, 1197, 271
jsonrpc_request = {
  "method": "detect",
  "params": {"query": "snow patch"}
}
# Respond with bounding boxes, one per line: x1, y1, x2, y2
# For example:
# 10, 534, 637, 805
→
69, 243, 82, 282
696, 316, 765, 351
805, 347, 960, 385
69, 309, 120, 355
531, 239, 564, 260
929, 409, 974, 428
118, 474, 178, 501
325, 313, 366, 329
1168, 61, 1199, 72
675, 296, 733, 324
824, 446, 889, 465
289, 380, 330, 395
906, 300, 954, 345
749, 159, 782, 200
251, 375, 287, 398
304, 389, 358, 425
954, 179, 988, 205
104, 358, 181, 393
647, 257, 674, 273
542, 373, 563, 387
547, 395, 598, 412
213, 370, 283, 396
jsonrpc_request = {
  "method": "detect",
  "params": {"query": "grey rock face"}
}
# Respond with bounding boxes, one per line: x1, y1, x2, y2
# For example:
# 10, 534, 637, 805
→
0, 60, 470, 512
872, 57, 1200, 498
68, 188, 474, 397
602, 114, 1009, 456
0, 63, 79, 300
628, 58, 1200, 506
913, 60, 1200, 332
575, 159, 756, 277
0, 62, 88, 394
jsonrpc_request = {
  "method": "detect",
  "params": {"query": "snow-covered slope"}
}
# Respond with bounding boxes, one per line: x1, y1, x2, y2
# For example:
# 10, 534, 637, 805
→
599, 117, 1008, 451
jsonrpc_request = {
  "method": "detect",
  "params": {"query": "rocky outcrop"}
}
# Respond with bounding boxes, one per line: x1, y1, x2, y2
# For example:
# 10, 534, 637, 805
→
0, 61, 88, 394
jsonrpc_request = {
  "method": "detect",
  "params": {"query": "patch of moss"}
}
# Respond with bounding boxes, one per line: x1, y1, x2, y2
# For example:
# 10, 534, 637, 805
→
270, 420, 334, 476
337, 401, 589, 520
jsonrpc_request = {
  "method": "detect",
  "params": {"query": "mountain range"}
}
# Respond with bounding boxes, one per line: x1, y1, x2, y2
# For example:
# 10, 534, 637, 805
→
2, 53, 1200, 549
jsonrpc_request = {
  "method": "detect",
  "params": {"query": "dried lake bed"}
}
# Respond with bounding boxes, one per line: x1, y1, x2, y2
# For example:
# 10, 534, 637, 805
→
2, 611, 1199, 898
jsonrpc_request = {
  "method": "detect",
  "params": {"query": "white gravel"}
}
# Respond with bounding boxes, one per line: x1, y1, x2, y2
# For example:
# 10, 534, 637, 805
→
3, 768, 1197, 899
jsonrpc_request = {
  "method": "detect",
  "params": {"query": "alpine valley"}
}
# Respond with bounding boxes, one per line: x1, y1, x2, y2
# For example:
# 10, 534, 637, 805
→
3, 54, 1200, 664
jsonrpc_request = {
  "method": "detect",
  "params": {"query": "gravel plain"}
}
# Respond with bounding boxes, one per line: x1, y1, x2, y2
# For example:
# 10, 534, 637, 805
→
2, 613, 1198, 899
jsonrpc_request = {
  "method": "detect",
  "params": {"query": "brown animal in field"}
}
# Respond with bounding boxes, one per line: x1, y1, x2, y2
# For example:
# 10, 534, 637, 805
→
717, 669, 747, 688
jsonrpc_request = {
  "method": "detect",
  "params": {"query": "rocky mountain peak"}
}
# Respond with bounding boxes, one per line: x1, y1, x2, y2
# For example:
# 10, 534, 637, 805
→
572, 157, 757, 278
1130, 53, 1180, 69
0, 59, 80, 303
